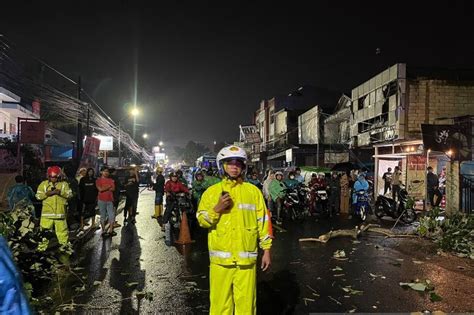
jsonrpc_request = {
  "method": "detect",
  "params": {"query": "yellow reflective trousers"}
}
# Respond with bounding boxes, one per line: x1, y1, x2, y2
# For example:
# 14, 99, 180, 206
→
210, 263, 256, 315
40, 217, 69, 245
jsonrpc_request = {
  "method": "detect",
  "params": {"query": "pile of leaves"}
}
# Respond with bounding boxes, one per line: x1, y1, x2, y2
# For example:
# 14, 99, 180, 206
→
417, 208, 474, 259
0, 201, 68, 304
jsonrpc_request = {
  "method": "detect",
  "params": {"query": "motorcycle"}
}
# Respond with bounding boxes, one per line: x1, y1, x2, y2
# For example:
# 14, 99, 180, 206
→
168, 192, 193, 229
310, 186, 329, 217
354, 190, 370, 221
282, 186, 309, 221
374, 185, 417, 223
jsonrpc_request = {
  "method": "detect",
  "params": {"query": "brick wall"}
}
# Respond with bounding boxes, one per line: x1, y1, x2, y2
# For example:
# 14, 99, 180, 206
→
407, 79, 474, 138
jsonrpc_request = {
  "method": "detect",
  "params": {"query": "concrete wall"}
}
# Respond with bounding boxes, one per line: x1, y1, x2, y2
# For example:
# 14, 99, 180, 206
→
406, 80, 474, 138
298, 105, 320, 144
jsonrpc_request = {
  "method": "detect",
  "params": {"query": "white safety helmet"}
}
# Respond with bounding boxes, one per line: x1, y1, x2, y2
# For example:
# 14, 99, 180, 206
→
275, 171, 284, 177
318, 172, 325, 177
216, 145, 248, 177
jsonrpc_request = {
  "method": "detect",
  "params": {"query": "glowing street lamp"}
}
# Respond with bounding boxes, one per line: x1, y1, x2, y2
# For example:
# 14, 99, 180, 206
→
143, 133, 148, 139
118, 106, 141, 166
159, 141, 164, 146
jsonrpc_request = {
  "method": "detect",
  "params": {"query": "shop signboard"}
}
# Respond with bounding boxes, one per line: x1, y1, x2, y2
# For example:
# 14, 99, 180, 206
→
422, 123, 472, 161
78, 136, 101, 172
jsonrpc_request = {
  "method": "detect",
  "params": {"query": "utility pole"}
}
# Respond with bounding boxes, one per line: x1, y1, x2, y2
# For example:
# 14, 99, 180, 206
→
76, 76, 83, 167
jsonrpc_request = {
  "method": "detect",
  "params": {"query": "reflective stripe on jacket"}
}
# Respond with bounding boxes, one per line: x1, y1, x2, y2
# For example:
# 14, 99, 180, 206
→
197, 178, 272, 266
35, 180, 72, 219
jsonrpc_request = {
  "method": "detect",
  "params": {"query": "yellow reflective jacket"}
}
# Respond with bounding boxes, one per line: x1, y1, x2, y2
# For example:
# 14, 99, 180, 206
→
197, 178, 272, 266
36, 180, 72, 219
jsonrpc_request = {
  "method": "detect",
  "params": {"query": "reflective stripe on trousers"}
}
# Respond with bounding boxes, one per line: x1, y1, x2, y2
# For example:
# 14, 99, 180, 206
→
239, 251, 258, 259
209, 250, 232, 259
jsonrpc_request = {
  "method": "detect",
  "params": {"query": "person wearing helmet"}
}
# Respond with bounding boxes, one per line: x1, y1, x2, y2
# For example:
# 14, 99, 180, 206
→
192, 171, 206, 208
162, 172, 190, 232
35, 166, 73, 247
247, 172, 263, 190
352, 173, 369, 205
269, 171, 286, 224
197, 145, 272, 314
284, 171, 299, 190
294, 167, 304, 184
175, 169, 188, 186
152, 167, 165, 220
203, 167, 221, 189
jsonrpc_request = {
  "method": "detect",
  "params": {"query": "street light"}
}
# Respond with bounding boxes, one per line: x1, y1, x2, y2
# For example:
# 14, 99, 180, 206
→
143, 133, 148, 139
118, 107, 140, 166
159, 141, 164, 146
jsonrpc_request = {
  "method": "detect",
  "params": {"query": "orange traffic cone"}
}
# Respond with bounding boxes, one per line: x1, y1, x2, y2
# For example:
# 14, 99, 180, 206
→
175, 211, 195, 245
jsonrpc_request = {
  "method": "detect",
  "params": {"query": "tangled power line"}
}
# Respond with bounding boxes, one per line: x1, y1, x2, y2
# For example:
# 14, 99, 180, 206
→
0, 35, 152, 162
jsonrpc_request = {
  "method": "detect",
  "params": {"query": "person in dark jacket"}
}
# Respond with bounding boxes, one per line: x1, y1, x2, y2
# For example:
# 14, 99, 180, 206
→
79, 168, 98, 230
328, 171, 340, 216
124, 167, 139, 224
427, 166, 442, 208
152, 167, 165, 220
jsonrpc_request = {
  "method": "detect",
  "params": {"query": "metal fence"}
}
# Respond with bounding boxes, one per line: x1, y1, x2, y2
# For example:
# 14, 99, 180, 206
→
461, 174, 474, 215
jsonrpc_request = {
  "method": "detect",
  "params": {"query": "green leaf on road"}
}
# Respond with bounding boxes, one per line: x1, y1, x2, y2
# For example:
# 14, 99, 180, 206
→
125, 282, 139, 287
75, 285, 86, 292
399, 282, 426, 291
430, 292, 443, 302
93, 281, 102, 286
333, 250, 346, 259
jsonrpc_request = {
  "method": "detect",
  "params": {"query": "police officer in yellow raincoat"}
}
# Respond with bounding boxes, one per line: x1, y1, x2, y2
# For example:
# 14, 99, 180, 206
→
197, 145, 272, 315
35, 166, 72, 246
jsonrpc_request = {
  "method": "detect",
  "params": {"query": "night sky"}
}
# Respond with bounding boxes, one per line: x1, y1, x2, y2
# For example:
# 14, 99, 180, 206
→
1, 1, 473, 149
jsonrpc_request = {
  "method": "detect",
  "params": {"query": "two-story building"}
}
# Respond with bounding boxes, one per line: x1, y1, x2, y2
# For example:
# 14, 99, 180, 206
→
348, 64, 474, 212
250, 85, 340, 172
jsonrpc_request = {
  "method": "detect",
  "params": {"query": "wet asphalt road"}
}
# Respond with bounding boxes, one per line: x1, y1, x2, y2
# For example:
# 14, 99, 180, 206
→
66, 190, 474, 314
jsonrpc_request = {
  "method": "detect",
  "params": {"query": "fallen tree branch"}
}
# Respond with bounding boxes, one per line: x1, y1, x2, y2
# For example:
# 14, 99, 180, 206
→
299, 224, 417, 243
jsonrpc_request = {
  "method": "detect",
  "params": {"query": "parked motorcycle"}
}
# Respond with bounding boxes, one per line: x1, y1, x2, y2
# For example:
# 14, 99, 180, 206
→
374, 185, 417, 223
354, 190, 370, 221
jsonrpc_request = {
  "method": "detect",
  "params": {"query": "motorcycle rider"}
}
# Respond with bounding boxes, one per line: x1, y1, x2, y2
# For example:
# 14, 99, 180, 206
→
328, 171, 340, 217
269, 171, 286, 224
294, 167, 304, 184
192, 170, 206, 208
248, 172, 263, 190
162, 172, 190, 232
352, 173, 369, 214
203, 168, 221, 189
196, 145, 272, 314
176, 169, 188, 187
284, 171, 300, 190
309, 172, 327, 215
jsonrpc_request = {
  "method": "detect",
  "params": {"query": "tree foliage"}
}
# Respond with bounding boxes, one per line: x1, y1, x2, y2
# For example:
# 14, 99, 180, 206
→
173, 141, 210, 165
417, 208, 474, 259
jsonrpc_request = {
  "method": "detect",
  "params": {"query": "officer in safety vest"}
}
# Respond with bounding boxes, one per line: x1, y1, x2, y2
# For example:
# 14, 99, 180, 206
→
36, 166, 72, 246
197, 145, 272, 314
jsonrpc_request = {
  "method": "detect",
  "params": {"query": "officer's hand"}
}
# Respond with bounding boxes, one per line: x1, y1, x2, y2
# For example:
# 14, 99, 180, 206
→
45, 190, 55, 196
261, 249, 271, 271
214, 193, 232, 213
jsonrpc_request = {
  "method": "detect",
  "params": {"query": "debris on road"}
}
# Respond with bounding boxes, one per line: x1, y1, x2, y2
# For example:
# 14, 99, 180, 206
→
299, 224, 416, 243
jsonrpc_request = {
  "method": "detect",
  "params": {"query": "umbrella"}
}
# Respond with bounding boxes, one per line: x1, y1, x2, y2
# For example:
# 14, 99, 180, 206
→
330, 162, 360, 173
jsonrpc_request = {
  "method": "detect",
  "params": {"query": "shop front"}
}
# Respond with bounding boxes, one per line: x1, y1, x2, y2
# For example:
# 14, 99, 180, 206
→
373, 140, 451, 211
